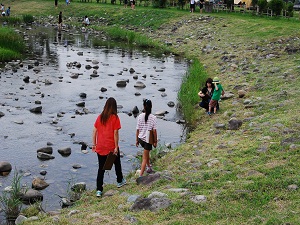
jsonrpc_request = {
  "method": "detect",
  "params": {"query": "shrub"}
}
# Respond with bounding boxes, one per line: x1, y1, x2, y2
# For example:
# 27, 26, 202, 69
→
23, 14, 34, 24
286, 2, 294, 17
258, 0, 268, 13
152, 0, 168, 8
252, 0, 258, 6
268, 0, 284, 16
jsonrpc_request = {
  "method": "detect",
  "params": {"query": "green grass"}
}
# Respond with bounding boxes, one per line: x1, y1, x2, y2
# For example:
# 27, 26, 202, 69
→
178, 58, 208, 125
0, 27, 25, 61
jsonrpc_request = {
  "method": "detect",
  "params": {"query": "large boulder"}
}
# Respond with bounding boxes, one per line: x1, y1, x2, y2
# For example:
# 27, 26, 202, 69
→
37, 147, 53, 154
30, 106, 42, 114
136, 173, 161, 186
32, 177, 49, 190
134, 81, 146, 89
37, 152, 55, 160
228, 118, 243, 130
116, 80, 127, 87
58, 147, 71, 156
20, 189, 43, 204
130, 197, 172, 212
0, 161, 12, 176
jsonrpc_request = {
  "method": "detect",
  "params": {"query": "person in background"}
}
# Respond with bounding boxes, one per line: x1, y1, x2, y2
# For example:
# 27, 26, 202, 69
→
130, 0, 135, 10
199, 0, 204, 13
58, 11, 62, 30
1, 3, 5, 16
82, 15, 90, 26
124, 0, 128, 8
198, 78, 215, 112
5, 6, 10, 16
92, 97, 126, 197
208, 77, 225, 115
190, 0, 195, 13
136, 99, 157, 177
55, 0, 58, 8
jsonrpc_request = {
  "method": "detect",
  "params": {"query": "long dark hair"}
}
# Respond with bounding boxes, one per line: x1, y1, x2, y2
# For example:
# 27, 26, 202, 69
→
143, 99, 152, 123
100, 97, 118, 125
205, 78, 215, 89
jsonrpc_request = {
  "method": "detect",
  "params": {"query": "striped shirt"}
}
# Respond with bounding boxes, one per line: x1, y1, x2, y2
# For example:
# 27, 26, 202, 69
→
136, 113, 157, 142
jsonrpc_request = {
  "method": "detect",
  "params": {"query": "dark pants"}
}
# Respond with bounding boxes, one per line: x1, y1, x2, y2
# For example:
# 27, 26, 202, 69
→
96, 150, 123, 191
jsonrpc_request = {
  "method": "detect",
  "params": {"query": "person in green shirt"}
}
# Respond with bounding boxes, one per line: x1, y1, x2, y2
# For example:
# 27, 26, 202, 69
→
208, 77, 225, 115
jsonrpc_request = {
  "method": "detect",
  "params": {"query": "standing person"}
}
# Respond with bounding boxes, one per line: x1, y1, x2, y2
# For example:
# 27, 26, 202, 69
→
190, 0, 195, 13
199, 0, 204, 13
1, 3, 5, 16
198, 78, 215, 112
5, 6, 10, 16
92, 97, 126, 197
55, 0, 58, 8
124, 0, 128, 8
82, 15, 90, 26
208, 77, 225, 115
58, 11, 62, 30
130, 0, 135, 10
136, 99, 158, 177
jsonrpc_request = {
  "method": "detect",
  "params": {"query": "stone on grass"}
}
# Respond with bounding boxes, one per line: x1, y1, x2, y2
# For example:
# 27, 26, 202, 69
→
228, 118, 243, 130
130, 197, 172, 212
190, 195, 207, 204
136, 173, 161, 185
287, 184, 298, 191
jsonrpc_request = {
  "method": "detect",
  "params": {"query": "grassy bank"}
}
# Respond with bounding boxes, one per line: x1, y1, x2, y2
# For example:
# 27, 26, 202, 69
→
0, 27, 25, 61
0, 0, 299, 224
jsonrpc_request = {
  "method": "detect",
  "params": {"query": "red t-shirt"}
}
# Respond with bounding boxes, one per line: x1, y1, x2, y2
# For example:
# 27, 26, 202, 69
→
94, 114, 121, 155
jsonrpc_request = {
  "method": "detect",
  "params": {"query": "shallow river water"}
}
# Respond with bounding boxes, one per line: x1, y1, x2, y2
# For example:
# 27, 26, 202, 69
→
0, 27, 188, 214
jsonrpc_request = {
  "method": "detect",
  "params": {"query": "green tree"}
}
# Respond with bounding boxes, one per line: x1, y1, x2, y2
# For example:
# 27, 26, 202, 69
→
258, 0, 268, 13
152, 0, 168, 8
285, 2, 294, 17
268, 0, 284, 16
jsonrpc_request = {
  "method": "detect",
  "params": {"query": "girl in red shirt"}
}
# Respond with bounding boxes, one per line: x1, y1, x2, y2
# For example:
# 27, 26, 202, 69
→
92, 97, 126, 197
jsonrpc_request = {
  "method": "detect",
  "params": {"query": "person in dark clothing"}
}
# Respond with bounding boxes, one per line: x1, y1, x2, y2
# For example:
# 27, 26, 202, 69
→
198, 78, 219, 111
58, 11, 62, 30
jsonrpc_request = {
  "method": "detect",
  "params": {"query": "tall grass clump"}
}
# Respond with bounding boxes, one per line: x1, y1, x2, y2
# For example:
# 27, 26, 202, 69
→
0, 27, 25, 61
0, 28, 25, 53
0, 170, 23, 224
22, 14, 34, 24
178, 58, 207, 125
103, 26, 167, 51
0, 16, 22, 25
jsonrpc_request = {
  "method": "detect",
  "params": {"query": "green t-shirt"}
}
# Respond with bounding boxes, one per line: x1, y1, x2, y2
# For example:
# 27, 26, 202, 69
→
211, 83, 223, 101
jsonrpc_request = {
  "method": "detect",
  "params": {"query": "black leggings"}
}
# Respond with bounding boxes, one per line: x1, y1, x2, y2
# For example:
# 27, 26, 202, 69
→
96, 150, 123, 191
